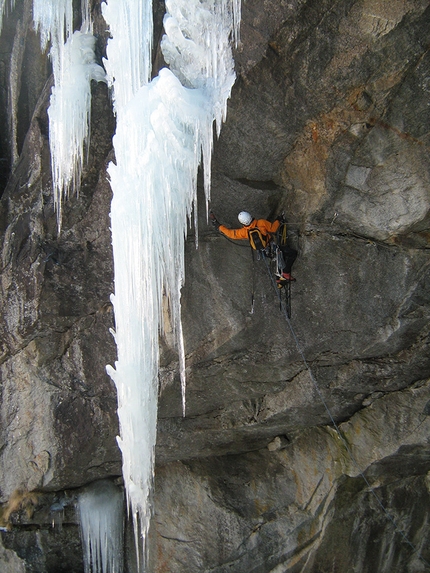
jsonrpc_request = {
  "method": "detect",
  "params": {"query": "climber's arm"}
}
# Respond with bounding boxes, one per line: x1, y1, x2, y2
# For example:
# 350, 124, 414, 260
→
218, 225, 249, 240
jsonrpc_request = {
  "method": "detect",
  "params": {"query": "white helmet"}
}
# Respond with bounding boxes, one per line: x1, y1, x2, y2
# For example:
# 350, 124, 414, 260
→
238, 211, 252, 226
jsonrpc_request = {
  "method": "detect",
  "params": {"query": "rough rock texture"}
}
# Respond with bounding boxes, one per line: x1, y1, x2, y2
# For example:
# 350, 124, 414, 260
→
153, 383, 430, 572
0, 0, 429, 572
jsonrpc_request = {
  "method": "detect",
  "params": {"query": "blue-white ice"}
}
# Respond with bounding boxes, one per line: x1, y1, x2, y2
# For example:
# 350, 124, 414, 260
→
103, 0, 240, 563
33, 0, 105, 229
101, 0, 153, 113
32, 0, 74, 61
78, 480, 124, 573
48, 30, 106, 224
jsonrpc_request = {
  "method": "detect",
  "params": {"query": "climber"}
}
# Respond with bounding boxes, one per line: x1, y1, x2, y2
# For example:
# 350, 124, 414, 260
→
210, 210, 297, 281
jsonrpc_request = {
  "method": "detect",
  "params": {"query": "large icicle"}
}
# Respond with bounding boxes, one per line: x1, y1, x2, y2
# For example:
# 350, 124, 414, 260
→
33, 0, 105, 230
101, 1, 156, 562
106, 71, 211, 557
78, 480, 124, 573
103, 0, 239, 566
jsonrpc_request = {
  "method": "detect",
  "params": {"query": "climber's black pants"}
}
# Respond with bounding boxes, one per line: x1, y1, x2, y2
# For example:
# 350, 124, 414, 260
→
280, 245, 297, 273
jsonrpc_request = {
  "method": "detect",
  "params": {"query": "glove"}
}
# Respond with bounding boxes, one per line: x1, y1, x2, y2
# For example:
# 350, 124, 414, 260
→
209, 211, 220, 230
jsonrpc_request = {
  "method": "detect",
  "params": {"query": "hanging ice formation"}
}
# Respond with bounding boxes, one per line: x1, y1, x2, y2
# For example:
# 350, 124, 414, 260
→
102, 0, 240, 564
78, 480, 124, 573
32, 0, 106, 230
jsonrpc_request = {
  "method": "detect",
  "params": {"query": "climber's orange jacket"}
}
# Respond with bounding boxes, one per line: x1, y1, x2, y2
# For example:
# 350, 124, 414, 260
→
219, 218, 280, 242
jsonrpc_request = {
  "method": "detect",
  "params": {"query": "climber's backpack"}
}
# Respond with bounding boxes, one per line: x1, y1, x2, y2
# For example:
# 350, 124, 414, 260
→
248, 228, 268, 251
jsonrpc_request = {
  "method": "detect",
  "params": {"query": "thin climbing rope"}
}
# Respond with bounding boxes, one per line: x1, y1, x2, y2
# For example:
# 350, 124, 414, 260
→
260, 253, 430, 568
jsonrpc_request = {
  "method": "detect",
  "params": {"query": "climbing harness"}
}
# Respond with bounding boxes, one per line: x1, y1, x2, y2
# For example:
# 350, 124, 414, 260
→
250, 248, 256, 314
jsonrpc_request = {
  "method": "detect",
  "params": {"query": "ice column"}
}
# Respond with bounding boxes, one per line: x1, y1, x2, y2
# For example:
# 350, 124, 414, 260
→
78, 480, 124, 573
103, 0, 240, 564
33, 0, 105, 230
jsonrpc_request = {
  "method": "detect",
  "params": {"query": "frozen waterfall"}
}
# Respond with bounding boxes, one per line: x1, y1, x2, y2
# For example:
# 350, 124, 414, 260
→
25, 0, 240, 568
103, 0, 240, 564
78, 480, 124, 573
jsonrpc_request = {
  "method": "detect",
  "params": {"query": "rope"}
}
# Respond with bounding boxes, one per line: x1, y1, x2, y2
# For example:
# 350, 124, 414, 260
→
260, 253, 430, 569
250, 248, 256, 314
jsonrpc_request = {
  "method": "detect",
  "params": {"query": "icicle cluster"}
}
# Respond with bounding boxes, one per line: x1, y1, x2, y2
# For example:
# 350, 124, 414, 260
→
33, 0, 105, 229
78, 481, 124, 573
32, 0, 74, 66
160, 0, 238, 195
103, 0, 240, 565
47, 31, 106, 224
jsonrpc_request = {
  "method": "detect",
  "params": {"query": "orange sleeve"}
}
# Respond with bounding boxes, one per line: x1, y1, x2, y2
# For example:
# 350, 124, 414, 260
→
257, 219, 280, 234
255, 219, 280, 235
219, 225, 250, 240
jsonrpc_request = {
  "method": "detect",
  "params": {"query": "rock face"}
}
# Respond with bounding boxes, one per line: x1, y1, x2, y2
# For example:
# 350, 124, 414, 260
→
0, 1, 429, 572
